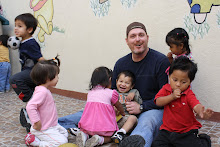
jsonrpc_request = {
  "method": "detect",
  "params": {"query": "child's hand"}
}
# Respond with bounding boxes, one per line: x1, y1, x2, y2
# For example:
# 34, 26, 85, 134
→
167, 52, 173, 63
33, 121, 42, 131
172, 89, 181, 100
126, 93, 135, 102
200, 108, 214, 119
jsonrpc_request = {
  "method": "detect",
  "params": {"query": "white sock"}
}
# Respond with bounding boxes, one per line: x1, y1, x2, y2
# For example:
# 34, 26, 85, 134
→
30, 135, 40, 146
119, 128, 126, 134
81, 131, 89, 141
98, 136, 104, 145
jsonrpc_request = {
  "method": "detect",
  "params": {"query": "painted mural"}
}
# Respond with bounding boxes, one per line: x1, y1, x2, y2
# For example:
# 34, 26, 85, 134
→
91, 0, 110, 17
30, 0, 54, 43
91, 0, 137, 17
188, 0, 220, 24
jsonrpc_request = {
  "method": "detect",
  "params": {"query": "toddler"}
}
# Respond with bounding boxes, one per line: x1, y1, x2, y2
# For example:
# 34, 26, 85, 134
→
25, 56, 68, 147
0, 35, 10, 93
166, 27, 193, 64
111, 70, 142, 144
152, 56, 213, 147
76, 66, 125, 147
10, 13, 44, 102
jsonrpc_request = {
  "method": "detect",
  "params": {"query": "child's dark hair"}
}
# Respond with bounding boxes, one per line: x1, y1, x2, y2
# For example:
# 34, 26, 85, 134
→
31, 55, 60, 86
166, 28, 190, 55
15, 13, 38, 35
0, 35, 9, 47
169, 56, 197, 82
89, 66, 112, 90
117, 70, 136, 86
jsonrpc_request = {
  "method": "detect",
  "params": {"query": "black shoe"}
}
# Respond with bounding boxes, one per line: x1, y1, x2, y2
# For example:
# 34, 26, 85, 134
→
20, 108, 31, 133
199, 134, 211, 147
119, 135, 145, 147
111, 131, 125, 144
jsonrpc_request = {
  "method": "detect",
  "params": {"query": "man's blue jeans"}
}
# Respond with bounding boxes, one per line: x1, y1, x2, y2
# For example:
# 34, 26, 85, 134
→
130, 109, 163, 147
58, 109, 163, 147
58, 110, 83, 129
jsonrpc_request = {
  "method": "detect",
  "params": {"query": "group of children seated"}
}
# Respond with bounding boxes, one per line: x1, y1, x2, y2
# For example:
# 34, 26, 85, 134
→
3, 12, 213, 147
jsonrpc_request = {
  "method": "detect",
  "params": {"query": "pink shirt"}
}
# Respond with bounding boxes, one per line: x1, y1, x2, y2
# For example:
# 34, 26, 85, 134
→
78, 85, 119, 136
26, 86, 58, 131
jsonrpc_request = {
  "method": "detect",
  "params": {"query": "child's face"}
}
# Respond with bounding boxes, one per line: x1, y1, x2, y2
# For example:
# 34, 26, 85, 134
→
47, 74, 59, 87
116, 74, 133, 93
169, 70, 191, 92
14, 20, 32, 40
169, 43, 184, 55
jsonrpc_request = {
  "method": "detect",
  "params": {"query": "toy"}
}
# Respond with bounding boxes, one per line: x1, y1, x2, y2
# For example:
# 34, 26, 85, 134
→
58, 143, 78, 147
7, 36, 20, 49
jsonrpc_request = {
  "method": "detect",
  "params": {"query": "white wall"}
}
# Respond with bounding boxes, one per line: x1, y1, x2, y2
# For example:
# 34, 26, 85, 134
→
1, 0, 220, 111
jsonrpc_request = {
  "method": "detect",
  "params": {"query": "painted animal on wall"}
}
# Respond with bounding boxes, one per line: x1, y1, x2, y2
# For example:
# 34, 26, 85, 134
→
188, 0, 220, 24
30, 0, 54, 42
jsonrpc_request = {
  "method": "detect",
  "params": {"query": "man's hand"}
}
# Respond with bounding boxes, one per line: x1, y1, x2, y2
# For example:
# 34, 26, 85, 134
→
125, 101, 141, 115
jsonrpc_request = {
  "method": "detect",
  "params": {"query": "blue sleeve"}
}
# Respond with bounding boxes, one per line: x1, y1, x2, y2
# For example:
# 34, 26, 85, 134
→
142, 99, 163, 111
142, 56, 170, 111
112, 59, 120, 90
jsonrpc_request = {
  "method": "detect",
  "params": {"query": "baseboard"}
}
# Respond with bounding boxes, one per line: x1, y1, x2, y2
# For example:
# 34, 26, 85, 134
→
49, 87, 220, 122
49, 87, 87, 101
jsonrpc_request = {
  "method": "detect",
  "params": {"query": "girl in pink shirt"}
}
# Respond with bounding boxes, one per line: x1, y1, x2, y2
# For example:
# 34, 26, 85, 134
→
76, 66, 125, 147
25, 56, 68, 147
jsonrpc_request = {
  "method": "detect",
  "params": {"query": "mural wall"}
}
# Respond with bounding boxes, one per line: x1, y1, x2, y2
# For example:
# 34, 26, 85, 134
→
1, 0, 220, 111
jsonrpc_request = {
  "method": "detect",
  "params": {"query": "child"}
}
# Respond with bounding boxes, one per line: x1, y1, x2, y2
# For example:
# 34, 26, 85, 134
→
76, 66, 125, 147
0, 35, 10, 93
166, 28, 193, 64
10, 13, 44, 102
25, 56, 68, 147
152, 56, 213, 147
111, 70, 142, 144
9, 13, 44, 133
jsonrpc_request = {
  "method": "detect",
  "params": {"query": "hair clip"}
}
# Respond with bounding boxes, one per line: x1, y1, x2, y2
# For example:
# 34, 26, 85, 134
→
184, 36, 186, 38
177, 33, 179, 35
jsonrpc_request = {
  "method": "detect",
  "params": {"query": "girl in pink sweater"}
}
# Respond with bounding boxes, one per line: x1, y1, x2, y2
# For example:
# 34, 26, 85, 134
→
25, 56, 68, 147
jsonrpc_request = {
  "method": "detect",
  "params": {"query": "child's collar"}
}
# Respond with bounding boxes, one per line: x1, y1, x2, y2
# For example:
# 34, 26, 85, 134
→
21, 37, 34, 43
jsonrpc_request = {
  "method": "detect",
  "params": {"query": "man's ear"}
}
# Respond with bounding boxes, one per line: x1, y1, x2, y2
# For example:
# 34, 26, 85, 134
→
125, 38, 128, 45
0, 41, 2, 45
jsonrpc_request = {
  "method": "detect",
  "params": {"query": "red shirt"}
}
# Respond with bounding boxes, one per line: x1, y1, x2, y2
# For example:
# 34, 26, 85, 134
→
154, 84, 202, 133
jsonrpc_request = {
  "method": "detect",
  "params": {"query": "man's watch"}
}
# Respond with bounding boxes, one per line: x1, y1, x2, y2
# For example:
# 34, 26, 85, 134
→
140, 104, 143, 112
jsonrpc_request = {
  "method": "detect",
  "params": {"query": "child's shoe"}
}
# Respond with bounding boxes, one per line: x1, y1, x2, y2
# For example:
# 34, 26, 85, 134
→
25, 132, 40, 146
85, 135, 102, 147
67, 127, 80, 136
199, 133, 211, 147
85, 135, 104, 147
111, 130, 125, 144
20, 108, 32, 133
76, 131, 88, 147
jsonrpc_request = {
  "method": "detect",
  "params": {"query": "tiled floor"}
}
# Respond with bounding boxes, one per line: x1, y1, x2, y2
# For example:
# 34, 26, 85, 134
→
0, 90, 220, 147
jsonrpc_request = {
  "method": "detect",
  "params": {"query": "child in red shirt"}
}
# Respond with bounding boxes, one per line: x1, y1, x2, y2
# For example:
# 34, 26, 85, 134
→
152, 56, 213, 147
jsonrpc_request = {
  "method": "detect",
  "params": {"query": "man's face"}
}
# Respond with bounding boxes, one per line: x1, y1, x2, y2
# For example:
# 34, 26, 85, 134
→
126, 28, 149, 55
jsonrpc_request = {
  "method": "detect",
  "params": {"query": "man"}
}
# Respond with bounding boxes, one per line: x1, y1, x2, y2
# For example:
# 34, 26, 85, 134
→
111, 22, 170, 147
